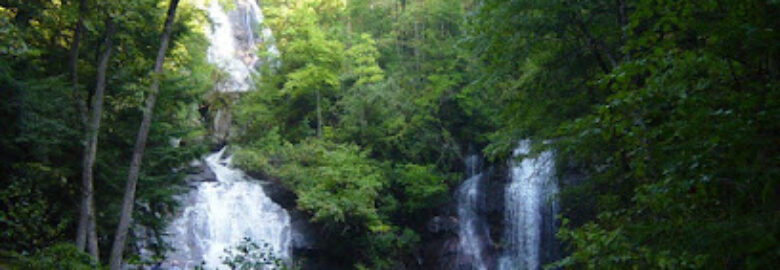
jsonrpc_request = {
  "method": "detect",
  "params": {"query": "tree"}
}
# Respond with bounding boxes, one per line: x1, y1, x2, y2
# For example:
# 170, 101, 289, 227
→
1, 0, 211, 266
76, 17, 116, 260
108, 0, 180, 268
67, 0, 88, 125
468, 0, 779, 268
249, 0, 346, 141
233, 1, 467, 268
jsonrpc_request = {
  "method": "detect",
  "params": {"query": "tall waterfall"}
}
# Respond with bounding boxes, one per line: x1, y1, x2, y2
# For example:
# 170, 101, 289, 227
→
164, 148, 292, 268
455, 155, 490, 270
498, 141, 559, 270
162, 1, 291, 268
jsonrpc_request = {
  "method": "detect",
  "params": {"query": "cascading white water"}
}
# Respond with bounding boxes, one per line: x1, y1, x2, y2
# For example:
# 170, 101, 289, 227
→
164, 148, 292, 269
164, 3, 287, 264
456, 155, 489, 270
203, 0, 277, 143
498, 141, 558, 270
205, 0, 276, 92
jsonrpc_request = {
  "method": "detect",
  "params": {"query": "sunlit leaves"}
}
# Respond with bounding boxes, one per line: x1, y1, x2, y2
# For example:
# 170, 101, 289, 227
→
235, 138, 386, 232
345, 33, 383, 87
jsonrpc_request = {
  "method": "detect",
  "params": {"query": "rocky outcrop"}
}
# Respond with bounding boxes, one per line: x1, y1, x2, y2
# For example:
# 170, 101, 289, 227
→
183, 159, 216, 185
212, 106, 232, 145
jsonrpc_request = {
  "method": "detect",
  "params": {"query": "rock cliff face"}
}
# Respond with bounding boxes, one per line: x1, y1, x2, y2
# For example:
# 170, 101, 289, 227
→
210, 100, 233, 145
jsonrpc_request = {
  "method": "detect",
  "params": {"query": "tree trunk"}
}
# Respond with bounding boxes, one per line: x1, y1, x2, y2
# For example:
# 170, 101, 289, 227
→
70, 0, 86, 250
87, 215, 99, 259
70, 0, 86, 251
76, 18, 116, 261
68, 0, 88, 126
574, 18, 616, 73
108, 1, 180, 269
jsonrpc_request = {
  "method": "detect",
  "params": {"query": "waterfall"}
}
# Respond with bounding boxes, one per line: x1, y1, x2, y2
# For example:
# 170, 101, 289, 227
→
498, 141, 558, 270
205, 0, 275, 92
162, 2, 289, 267
202, 0, 276, 143
164, 148, 292, 269
455, 155, 490, 270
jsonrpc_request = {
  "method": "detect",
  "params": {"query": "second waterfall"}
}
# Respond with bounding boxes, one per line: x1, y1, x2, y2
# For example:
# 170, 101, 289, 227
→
498, 141, 559, 270
454, 141, 559, 270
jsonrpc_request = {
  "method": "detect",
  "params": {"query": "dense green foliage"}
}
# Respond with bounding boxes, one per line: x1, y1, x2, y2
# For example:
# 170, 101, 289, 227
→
0, 0, 212, 265
2, 0, 777, 269
467, 0, 779, 269
234, 0, 778, 268
0, 243, 99, 270
232, 0, 472, 267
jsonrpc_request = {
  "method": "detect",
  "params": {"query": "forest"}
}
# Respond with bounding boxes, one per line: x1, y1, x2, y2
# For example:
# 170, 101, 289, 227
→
0, 0, 777, 269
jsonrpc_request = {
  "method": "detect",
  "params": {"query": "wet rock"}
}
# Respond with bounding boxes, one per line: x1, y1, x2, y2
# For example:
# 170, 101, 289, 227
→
423, 236, 460, 269
258, 178, 297, 209
427, 216, 458, 234
289, 210, 316, 250
483, 165, 508, 252
212, 107, 231, 145
184, 163, 216, 183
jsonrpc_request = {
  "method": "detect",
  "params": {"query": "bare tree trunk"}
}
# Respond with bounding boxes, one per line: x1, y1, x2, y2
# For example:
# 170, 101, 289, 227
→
70, 0, 87, 252
68, 0, 88, 127
70, 0, 87, 251
109, 1, 180, 269
87, 213, 99, 259
76, 18, 116, 261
